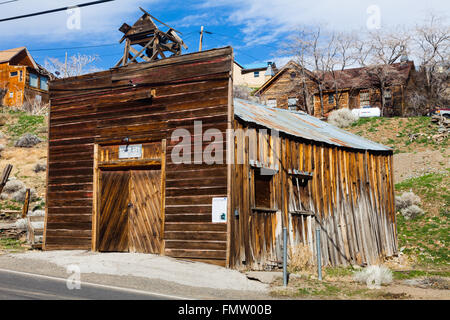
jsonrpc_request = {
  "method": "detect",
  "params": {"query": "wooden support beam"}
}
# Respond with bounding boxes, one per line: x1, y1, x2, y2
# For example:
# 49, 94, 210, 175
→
122, 38, 131, 66
139, 7, 182, 34
128, 38, 155, 64
129, 46, 151, 62
0, 164, 13, 194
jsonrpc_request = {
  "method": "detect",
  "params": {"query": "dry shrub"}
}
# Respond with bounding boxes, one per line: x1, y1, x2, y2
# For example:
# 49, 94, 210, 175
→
401, 205, 424, 220
14, 133, 42, 148
328, 108, 359, 128
395, 191, 423, 220
353, 265, 393, 289
288, 243, 314, 272
395, 191, 421, 210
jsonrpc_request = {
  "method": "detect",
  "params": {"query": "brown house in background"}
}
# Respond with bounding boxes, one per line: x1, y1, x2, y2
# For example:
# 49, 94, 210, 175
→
256, 60, 416, 117
0, 47, 52, 107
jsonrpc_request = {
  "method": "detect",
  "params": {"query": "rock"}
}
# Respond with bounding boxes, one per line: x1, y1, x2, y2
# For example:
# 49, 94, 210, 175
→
0, 144, 5, 152
2, 179, 25, 194
14, 219, 27, 230
33, 163, 47, 173
5, 186, 36, 203
245, 271, 283, 284
14, 133, 42, 148
29, 210, 45, 217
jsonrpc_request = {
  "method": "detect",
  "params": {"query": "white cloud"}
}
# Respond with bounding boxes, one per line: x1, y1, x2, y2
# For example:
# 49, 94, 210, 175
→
204, 0, 450, 45
0, 0, 158, 44
173, 13, 223, 27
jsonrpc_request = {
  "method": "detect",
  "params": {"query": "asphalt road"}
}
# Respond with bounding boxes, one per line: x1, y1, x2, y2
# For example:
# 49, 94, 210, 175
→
0, 269, 184, 300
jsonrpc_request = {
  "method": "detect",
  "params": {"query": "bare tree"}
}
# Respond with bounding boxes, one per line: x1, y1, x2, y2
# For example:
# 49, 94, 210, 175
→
310, 27, 337, 117
413, 13, 450, 112
358, 29, 411, 115
285, 29, 317, 115
326, 32, 359, 111
44, 53, 100, 78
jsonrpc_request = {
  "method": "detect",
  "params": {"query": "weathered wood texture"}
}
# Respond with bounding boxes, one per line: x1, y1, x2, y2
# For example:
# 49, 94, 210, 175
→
45, 47, 233, 265
98, 170, 129, 252
229, 120, 397, 269
129, 169, 163, 254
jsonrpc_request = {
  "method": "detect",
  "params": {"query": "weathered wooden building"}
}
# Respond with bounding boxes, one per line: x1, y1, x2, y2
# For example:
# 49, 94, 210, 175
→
0, 47, 51, 107
256, 60, 416, 117
45, 47, 397, 269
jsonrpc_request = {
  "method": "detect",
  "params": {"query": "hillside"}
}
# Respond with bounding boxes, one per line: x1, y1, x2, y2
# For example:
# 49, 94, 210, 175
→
0, 109, 47, 213
347, 117, 449, 183
348, 116, 449, 268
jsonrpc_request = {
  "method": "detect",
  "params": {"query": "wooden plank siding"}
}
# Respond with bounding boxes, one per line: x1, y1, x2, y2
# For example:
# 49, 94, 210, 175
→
229, 119, 397, 270
45, 47, 233, 266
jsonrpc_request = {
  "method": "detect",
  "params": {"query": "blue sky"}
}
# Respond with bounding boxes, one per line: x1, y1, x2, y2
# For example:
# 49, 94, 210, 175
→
0, 0, 448, 71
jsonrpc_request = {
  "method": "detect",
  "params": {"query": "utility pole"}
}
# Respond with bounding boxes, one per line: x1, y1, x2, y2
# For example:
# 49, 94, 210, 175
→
64, 52, 68, 78
199, 26, 204, 52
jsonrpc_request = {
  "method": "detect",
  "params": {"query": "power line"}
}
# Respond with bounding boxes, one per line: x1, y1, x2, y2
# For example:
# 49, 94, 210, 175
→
0, 0, 115, 23
0, 0, 18, 5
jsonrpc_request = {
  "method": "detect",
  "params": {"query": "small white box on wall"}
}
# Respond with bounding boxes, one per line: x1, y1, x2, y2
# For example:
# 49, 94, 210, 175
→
212, 197, 227, 223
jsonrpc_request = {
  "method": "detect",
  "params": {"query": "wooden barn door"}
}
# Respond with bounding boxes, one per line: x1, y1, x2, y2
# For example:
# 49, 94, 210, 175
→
97, 168, 163, 253
129, 169, 163, 254
98, 171, 130, 252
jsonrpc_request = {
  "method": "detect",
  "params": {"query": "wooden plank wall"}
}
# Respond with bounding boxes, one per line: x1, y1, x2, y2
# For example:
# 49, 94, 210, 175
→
46, 47, 233, 266
229, 119, 397, 269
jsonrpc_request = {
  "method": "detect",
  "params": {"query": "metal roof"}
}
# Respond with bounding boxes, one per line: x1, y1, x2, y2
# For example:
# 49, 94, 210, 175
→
233, 98, 392, 152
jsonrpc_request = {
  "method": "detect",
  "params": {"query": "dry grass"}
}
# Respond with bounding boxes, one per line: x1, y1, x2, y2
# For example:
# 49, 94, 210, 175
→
288, 244, 314, 273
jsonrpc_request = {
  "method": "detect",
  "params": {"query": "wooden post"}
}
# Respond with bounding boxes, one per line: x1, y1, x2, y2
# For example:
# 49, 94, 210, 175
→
22, 189, 30, 218
0, 164, 13, 194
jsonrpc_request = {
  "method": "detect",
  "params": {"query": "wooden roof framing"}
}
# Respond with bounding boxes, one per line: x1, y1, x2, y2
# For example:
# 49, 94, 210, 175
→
115, 8, 187, 67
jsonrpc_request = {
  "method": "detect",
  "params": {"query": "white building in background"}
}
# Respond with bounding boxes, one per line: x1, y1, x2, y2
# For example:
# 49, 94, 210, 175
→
233, 61, 277, 89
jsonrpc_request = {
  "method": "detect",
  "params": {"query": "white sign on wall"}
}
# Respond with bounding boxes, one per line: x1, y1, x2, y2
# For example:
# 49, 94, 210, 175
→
119, 144, 142, 159
212, 197, 227, 223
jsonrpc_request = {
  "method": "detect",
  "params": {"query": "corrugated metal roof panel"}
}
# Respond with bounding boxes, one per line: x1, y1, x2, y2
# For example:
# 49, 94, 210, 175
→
234, 98, 391, 152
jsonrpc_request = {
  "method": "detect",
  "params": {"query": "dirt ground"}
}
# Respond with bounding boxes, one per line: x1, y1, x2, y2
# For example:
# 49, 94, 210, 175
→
394, 149, 449, 183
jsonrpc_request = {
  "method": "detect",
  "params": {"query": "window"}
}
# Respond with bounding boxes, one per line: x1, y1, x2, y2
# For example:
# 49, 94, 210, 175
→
288, 97, 298, 111
289, 176, 309, 213
10, 71, 18, 77
29, 73, 38, 88
40, 77, 49, 91
290, 72, 297, 79
254, 71, 260, 78
328, 94, 335, 105
360, 90, 370, 107
267, 99, 277, 108
384, 89, 392, 105
19, 71, 23, 82
254, 170, 273, 209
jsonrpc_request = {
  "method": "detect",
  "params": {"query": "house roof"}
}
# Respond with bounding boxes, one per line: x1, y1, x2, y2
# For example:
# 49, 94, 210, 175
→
256, 60, 415, 95
234, 98, 391, 152
319, 61, 415, 91
0, 47, 38, 69
256, 60, 316, 95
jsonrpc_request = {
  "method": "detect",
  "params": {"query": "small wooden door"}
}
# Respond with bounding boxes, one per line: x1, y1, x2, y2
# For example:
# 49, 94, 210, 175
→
129, 170, 163, 254
98, 171, 130, 252
98, 168, 162, 253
